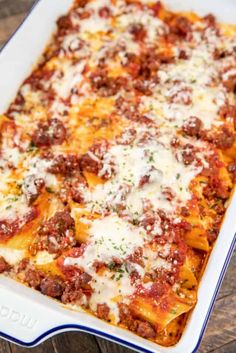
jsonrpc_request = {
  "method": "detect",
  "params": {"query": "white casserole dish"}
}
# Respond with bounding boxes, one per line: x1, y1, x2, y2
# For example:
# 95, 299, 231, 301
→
0, 1, 235, 352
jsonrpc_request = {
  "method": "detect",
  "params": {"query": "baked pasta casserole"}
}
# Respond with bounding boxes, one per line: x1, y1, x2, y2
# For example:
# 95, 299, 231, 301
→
0, 0, 235, 346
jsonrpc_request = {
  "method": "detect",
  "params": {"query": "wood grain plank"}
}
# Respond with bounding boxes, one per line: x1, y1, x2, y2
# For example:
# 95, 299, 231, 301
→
198, 293, 236, 353
211, 340, 236, 353
0, 339, 11, 353
52, 331, 101, 353
96, 337, 134, 353
216, 251, 236, 300
10, 339, 55, 353
0, 13, 26, 47
0, 0, 35, 20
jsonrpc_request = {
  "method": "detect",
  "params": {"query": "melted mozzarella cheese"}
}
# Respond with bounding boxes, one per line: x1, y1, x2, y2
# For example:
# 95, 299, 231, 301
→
89, 214, 146, 260
61, 34, 91, 59
64, 215, 172, 322
23, 156, 57, 188
34, 251, 55, 265
141, 88, 224, 130
0, 247, 25, 265
138, 34, 226, 129
89, 270, 134, 322
77, 12, 112, 36
66, 214, 146, 268
86, 0, 113, 11
164, 47, 217, 86
87, 128, 204, 217
143, 246, 171, 272
65, 214, 146, 322
51, 60, 86, 100
0, 146, 22, 169
0, 194, 31, 222
117, 8, 166, 41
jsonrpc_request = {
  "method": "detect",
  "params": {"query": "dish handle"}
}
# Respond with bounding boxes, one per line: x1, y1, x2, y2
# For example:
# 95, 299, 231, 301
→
0, 276, 75, 346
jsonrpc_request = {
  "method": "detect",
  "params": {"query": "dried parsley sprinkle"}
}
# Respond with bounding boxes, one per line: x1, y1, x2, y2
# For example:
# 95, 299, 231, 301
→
115, 273, 123, 281
27, 141, 37, 152
116, 268, 124, 273
148, 154, 155, 163
8, 196, 19, 202
46, 187, 54, 193
108, 261, 116, 270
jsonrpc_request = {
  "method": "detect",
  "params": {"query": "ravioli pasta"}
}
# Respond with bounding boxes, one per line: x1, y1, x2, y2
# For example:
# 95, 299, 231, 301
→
0, 0, 235, 346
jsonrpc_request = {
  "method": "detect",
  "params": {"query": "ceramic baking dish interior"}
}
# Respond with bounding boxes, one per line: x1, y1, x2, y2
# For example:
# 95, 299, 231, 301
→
0, 1, 235, 352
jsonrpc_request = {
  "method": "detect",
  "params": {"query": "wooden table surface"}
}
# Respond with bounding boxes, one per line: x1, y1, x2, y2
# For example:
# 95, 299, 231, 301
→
0, 1, 235, 352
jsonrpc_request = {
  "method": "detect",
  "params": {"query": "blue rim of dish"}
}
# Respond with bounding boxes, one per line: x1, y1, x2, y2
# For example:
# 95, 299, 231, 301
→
0, 1, 235, 352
